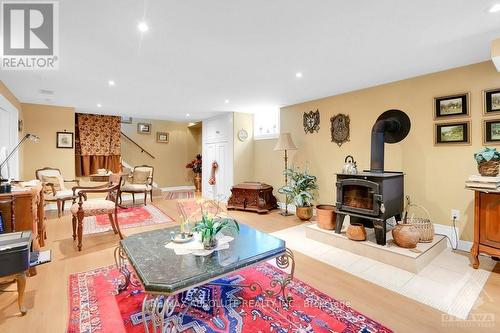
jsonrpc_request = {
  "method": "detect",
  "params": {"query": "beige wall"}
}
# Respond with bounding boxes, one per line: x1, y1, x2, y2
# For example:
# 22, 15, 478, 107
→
254, 61, 500, 242
21, 103, 75, 179
233, 112, 254, 184
121, 118, 200, 187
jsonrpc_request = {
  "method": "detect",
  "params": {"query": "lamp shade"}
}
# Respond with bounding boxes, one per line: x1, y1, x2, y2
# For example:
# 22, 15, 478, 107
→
273, 133, 297, 151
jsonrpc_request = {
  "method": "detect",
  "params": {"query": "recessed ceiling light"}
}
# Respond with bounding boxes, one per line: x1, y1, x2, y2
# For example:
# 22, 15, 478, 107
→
137, 22, 149, 32
108, 80, 115, 86
97, 103, 102, 108
295, 72, 303, 78
224, 99, 230, 104
186, 113, 190, 117
490, 4, 500, 12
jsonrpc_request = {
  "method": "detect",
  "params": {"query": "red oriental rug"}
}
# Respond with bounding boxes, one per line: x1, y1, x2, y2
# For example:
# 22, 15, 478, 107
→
67, 263, 392, 333
83, 204, 175, 235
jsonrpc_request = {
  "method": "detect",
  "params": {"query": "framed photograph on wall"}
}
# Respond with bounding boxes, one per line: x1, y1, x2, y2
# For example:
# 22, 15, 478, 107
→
434, 121, 470, 145
483, 88, 500, 115
434, 93, 469, 119
137, 122, 151, 134
483, 119, 500, 145
56, 131, 74, 149
156, 132, 169, 143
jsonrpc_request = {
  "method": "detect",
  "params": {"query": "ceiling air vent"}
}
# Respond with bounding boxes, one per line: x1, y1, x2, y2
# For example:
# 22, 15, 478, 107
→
39, 89, 54, 95
492, 38, 500, 72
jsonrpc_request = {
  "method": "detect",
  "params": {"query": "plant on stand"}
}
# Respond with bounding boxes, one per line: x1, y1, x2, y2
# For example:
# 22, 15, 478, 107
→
474, 147, 500, 177
186, 154, 202, 192
278, 166, 318, 221
192, 200, 240, 250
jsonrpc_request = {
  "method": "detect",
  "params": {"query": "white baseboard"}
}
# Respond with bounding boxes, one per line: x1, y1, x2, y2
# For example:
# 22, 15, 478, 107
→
161, 185, 196, 192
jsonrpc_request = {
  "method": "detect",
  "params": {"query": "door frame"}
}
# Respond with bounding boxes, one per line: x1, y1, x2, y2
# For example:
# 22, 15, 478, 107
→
0, 94, 19, 179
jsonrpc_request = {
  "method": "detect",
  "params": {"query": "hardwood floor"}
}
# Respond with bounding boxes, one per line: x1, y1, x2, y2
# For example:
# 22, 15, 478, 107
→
1, 198, 499, 332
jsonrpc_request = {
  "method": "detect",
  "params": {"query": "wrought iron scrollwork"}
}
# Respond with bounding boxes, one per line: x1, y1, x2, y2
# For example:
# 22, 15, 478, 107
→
114, 246, 140, 293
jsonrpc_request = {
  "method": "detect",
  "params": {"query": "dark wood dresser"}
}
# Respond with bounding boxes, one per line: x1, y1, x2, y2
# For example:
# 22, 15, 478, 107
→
227, 182, 277, 214
470, 190, 500, 269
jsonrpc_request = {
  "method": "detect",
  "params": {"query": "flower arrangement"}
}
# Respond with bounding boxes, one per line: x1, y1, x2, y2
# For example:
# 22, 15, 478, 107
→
186, 154, 202, 174
192, 200, 239, 249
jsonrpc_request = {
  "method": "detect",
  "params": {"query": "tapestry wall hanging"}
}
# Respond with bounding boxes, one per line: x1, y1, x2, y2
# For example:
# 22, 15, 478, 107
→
330, 113, 350, 146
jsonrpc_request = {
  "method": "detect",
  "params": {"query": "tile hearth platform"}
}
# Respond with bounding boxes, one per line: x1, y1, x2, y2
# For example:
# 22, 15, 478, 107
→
306, 223, 447, 273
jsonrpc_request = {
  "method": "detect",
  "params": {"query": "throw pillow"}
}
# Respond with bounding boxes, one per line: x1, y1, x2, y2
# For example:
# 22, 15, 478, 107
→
42, 175, 63, 194
132, 170, 150, 184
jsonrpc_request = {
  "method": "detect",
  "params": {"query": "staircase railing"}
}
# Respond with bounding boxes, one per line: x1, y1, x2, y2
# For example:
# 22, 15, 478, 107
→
121, 132, 155, 159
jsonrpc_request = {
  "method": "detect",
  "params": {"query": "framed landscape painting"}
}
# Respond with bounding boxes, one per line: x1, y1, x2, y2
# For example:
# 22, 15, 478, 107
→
156, 132, 169, 143
434, 93, 469, 119
434, 121, 470, 145
137, 122, 151, 134
483, 88, 500, 115
483, 119, 500, 145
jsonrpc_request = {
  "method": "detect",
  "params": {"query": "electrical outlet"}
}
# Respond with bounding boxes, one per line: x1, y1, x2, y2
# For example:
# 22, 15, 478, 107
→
451, 209, 460, 221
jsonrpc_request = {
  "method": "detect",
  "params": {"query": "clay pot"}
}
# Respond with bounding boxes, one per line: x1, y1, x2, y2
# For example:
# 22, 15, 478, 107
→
392, 223, 420, 248
296, 206, 313, 221
316, 205, 336, 230
347, 223, 366, 241
193, 173, 202, 192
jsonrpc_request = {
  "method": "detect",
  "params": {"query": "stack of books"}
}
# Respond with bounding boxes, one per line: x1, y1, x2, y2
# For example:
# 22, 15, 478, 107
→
465, 175, 500, 191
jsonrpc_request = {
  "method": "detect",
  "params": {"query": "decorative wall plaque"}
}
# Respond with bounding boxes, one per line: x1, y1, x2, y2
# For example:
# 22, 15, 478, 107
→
303, 110, 320, 134
330, 114, 350, 146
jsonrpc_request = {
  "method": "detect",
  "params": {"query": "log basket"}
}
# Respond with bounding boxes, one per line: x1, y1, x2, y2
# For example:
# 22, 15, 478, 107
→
403, 196, 434, 243
477, 160, 499, 177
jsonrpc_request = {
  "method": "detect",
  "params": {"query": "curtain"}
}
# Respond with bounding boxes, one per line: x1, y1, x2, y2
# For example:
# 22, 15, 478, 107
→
75, 113, 121, 176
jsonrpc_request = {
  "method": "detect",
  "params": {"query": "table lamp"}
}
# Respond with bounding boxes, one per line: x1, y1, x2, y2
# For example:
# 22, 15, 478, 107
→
0, 133, 39, 193
274, 133, 297, 216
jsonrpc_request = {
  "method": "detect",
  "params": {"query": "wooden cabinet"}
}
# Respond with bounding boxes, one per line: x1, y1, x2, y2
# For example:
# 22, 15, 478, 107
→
227, 182, 278, 214
470, 190, 500, 269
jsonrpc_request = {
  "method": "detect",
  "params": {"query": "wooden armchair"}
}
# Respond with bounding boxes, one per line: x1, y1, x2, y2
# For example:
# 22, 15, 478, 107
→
119, 165, 154, 206
70, 174, 124, 251
35, 167, 80, 218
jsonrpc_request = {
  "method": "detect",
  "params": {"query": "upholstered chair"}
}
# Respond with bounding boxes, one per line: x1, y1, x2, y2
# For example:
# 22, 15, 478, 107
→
35, 167, 80, 218
119, 165, 154, 206
70, 174, 124, 251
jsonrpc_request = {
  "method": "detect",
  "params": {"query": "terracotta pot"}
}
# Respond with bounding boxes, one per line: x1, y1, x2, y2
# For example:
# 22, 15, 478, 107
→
296, 206, 313, 221
316, 205, 336, 230
346, 223, 366, 241
193, 173, 202, 192
392, 223, 420, 248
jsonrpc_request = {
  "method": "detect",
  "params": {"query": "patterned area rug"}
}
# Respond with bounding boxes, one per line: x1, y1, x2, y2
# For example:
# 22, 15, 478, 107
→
177, 199, 228, 224
67, 263, 392, 333
83, 205, 175, 235
163, 190, 195, 200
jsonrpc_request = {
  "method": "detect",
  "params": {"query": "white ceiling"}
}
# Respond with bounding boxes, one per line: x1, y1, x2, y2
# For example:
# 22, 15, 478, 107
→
1, 0, 500, 121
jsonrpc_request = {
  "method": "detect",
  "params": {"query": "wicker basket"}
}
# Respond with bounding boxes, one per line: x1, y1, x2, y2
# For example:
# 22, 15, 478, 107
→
478, 160, 500, 177
404, 202, 434, 243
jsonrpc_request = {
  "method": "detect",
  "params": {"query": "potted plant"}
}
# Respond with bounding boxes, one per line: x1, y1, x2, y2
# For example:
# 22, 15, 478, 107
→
474, 147, 500, 177
278, 166, 318, 221
186, 154, 202, 192
193, 213, 240, 250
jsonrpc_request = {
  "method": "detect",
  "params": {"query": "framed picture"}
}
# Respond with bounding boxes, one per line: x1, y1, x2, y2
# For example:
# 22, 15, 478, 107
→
56, 131, 74, 148
434, 93, 469, 119
483, 119, 500, 145
156, 132, 169, 143
137, 123, 151, 134
483, 88, 500, 115
120, 116, 132, 124
434, 121, 470, 145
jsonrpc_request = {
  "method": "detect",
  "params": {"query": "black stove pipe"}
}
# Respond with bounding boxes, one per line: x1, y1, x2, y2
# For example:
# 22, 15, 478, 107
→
370, 118, 400, 173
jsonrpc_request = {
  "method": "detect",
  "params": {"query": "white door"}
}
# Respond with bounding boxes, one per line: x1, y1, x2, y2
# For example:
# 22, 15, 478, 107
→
0, 95, 19, 179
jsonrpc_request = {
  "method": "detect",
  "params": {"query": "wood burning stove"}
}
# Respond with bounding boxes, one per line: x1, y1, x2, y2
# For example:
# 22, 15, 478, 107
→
334, 110, 411, 246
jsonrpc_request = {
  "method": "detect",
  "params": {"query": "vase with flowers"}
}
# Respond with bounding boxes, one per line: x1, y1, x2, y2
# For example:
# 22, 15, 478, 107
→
186, 154, 202, 192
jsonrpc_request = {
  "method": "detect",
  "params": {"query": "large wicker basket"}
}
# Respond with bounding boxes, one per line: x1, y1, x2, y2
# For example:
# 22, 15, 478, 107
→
478, 160, 499, 177
404, 202, 434, 243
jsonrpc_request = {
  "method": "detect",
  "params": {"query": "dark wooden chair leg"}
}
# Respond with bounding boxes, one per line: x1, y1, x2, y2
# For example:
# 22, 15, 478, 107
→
110, 211, 123, 239
16, 273, 27, 315
77, 210, 84, 251
61, 200, 66, 216
108, 213, 118, 234
144, 192, 147, 206
132, 193, 135, 204
150, 190, 153, 203
56, 200, 62, 218
71, 215, 77, 240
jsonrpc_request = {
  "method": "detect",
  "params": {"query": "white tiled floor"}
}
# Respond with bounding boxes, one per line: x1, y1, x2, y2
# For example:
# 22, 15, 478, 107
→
271, 224, 496, 319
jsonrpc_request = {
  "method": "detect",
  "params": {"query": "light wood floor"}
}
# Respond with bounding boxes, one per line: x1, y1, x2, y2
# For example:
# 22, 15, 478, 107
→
1, 198, 499, 332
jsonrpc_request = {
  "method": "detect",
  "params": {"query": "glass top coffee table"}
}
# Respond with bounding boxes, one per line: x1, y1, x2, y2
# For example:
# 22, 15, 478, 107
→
114, 223, 294, 333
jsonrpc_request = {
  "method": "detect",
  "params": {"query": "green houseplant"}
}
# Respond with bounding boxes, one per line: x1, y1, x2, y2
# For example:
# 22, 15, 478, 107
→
278, 166, 318, 220
474, 147, 500, 176
193, 207, 239, 250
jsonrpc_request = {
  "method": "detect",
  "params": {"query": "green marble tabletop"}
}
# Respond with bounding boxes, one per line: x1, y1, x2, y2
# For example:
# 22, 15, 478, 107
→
120, 223, 286, 294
